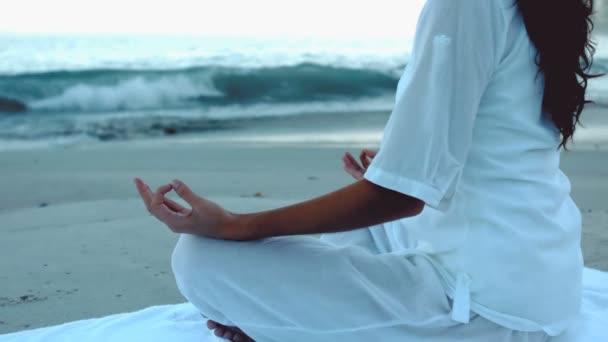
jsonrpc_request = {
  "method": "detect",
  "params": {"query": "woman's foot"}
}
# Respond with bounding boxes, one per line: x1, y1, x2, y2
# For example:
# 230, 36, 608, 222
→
207, 320, 255, 342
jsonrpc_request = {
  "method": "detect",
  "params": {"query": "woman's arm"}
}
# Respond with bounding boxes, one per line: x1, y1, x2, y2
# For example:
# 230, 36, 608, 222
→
235, 178, 424, 240
135, 177, 424, 241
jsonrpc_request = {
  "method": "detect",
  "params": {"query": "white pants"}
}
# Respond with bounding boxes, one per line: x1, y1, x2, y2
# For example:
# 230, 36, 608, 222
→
171, 225, 550, 342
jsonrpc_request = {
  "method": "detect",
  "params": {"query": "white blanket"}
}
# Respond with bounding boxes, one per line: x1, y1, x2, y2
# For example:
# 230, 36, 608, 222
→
2, 268, 607, 342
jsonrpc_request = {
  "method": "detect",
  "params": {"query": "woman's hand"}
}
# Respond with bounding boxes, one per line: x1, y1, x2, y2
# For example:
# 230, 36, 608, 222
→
342, 149, 378, 180
134, 178, 243, 240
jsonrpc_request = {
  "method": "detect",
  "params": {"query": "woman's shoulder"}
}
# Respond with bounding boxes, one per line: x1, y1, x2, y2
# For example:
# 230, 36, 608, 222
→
421, 0, 508, 26
426, 0, 506, 10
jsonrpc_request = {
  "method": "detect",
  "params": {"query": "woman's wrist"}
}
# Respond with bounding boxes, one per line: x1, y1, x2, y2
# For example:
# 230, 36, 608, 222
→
221, 211, 260, 241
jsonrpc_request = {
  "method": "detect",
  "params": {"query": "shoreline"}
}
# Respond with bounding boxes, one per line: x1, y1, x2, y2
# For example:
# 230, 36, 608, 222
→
1, 103, 606, 152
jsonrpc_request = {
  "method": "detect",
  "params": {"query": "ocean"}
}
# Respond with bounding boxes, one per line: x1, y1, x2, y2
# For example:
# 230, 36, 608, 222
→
0, 33, 607, 149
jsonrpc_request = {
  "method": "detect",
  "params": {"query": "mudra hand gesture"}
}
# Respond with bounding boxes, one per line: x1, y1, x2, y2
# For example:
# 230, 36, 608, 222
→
133, 178, 239, 239
342, 149, 378, 180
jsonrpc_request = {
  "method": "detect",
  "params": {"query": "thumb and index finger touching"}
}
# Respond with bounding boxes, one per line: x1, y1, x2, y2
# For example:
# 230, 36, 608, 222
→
359, 149, 378, 169
135, 177, 199, 209
134, 178, 200, 226
171, 179, 201, 206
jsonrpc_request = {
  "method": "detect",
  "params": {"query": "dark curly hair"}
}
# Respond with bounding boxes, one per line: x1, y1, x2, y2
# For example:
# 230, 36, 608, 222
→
514, 0, 606, 149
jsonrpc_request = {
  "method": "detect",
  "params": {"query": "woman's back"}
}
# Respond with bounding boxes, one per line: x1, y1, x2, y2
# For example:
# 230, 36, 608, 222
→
365, 0, 584, 336
451, 1, 583, 332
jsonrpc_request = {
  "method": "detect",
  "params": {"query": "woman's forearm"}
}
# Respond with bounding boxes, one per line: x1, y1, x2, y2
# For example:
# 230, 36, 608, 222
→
232, 179, 424, 240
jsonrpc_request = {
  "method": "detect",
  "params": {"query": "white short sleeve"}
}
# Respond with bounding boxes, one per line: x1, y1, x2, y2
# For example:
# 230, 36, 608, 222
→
363, 0, 503, 212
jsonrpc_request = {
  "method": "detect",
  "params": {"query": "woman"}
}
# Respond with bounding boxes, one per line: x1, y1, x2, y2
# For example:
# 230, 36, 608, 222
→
134, 0, 603, 341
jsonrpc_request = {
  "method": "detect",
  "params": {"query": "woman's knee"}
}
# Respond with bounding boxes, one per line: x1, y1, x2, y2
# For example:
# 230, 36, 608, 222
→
171, 234, 220, 287
170, 234, 188, 281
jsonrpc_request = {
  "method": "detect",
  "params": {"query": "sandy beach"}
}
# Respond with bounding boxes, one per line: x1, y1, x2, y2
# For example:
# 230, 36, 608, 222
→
1, 106, 607, 335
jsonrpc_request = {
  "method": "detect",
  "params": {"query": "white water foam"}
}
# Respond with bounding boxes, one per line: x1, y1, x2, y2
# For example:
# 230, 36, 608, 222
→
29, 75, 221, 112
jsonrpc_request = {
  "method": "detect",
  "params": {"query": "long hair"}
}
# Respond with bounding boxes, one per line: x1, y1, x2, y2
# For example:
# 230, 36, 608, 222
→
514, 0, 605, 149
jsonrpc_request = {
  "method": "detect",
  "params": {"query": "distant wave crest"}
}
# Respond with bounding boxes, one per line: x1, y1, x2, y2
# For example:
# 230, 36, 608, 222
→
2, 58, 607, 114
30, 75, 213, 112
0, 63, 399, 113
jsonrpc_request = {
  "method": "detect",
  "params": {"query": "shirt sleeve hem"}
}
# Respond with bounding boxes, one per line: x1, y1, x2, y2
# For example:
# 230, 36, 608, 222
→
363, 165, 443, 210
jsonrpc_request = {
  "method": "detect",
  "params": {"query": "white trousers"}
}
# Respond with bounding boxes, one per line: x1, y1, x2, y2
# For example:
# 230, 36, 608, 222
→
171, 225, 550, 342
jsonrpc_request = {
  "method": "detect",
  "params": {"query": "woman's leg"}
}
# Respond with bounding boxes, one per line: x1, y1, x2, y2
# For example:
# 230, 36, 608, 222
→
319, 223, 394, 254
171, 233, 548, 342
197, 224, 391, 340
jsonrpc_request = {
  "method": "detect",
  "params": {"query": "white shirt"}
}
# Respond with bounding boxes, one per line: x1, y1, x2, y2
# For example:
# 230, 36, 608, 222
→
363, 0, 584, 336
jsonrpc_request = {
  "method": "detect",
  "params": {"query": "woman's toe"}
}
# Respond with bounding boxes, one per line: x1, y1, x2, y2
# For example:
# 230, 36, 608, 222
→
205, 320, 252, 342
223, 330, 235, 340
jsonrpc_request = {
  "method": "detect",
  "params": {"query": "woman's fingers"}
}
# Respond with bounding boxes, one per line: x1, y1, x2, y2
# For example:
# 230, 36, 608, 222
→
343, 165, 364, 180
362, 148, 378, 158
134, 178, 194, 232
148, 184, 189, 226
135, 179, 185, 212
342, 153, 364, 180
171, 179, 201, 206
359, 150, 370, 169
342, 150, 378, 180
344, 152, 364, 171
154, 201, 191, 231
164, 196, 191, 215
360, 149, 377, 169
134, 178, 153, 208
151, 184, 173, 207
144, 182, 153, 194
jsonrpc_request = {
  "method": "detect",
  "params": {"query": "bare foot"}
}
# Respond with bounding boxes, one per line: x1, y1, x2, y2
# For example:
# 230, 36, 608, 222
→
207, 319, 255, 342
